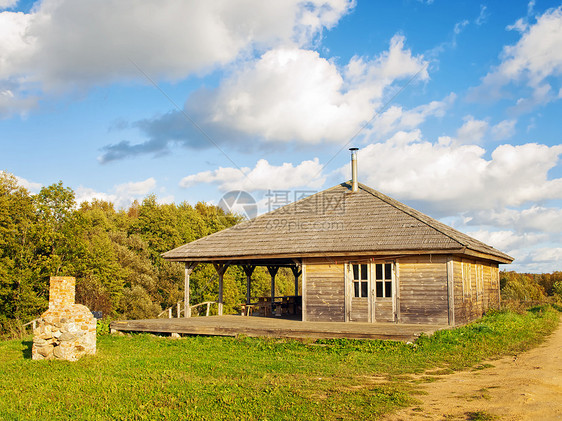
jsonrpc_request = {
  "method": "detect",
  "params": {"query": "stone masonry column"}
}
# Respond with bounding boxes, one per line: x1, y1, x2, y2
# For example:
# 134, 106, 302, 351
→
32, 277, 97, 361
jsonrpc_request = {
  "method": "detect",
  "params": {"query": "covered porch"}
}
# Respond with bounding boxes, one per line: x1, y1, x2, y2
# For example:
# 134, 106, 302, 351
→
181, 258, 303, 318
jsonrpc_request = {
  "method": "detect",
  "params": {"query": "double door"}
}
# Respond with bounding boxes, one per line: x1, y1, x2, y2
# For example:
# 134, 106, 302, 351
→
346, 262, 396, 322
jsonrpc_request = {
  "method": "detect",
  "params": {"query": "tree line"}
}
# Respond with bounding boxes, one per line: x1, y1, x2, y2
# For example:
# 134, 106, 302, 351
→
2, 171, 560, 335
0, 171, 297, 335
500, 270, 562, 302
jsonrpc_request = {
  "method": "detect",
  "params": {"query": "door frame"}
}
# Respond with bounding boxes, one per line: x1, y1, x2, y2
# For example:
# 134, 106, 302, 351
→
345, 261, 397, 322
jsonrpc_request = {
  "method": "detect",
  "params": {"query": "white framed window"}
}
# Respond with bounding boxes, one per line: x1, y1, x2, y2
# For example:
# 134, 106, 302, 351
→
375, 263, 393, 298
352, 263, 369, 298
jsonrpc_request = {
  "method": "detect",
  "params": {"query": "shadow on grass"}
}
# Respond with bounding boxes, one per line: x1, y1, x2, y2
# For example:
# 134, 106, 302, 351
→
21, 340, 33, 359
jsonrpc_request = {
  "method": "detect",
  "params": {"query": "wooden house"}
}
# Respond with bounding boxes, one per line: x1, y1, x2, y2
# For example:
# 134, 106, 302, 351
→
163, 155, 513, 327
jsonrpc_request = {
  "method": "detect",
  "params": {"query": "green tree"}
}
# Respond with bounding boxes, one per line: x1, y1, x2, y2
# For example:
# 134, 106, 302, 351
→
0, 172, 41, 327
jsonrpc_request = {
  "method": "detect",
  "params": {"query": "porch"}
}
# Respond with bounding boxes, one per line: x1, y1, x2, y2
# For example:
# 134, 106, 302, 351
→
109, 315, 447, 341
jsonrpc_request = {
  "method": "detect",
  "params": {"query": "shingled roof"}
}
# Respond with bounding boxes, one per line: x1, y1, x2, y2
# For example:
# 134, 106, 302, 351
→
163, 182, 513, 264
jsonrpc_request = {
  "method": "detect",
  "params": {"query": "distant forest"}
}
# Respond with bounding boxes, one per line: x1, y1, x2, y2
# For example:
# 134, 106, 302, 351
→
0, 171, 298, 334
1, 171, 561, 335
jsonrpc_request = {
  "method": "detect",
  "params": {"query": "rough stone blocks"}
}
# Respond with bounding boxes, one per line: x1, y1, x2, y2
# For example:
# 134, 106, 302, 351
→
32, 276, 96, 362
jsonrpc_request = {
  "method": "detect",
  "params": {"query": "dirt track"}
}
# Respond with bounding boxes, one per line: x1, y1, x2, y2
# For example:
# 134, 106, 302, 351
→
385, 317, 562, 420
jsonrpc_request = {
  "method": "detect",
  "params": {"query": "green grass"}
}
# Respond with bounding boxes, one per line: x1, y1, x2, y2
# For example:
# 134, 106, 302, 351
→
0, 306, 558, 420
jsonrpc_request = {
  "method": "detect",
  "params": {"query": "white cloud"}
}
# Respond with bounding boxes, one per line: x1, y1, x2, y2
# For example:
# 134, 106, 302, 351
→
371, 93, 455, 136
0, 88, 37, 117
180, 158, 326, 192
475, 5, 488, 26
0, 0, 353, 113
506, 17, 528, 33
467, 229, 547, 252
75, 177, 160, 209
344, 137, 562, 214
471, 6, 562, 107
513, 246, 562, 273
14, 174, 42, 193
528, 247, 562, 263
468, 206, 562, 233
0, 0, 18, 10
454, 20, 469, 35
491, 119, 516, 140
456, 115, 489, 144
183, 35, 427, 145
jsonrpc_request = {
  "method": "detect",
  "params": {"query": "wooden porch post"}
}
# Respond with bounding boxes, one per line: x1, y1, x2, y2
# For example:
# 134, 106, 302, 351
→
291, 265, 302, 297
267, 266, 279, 314
291, 265, 302, 315
213, 263, 229, 316
242, 265, 255, 305
184, 262, 198, 318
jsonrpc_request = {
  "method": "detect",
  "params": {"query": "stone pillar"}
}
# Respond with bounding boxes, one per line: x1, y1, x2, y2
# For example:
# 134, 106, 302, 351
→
32, 276, 97, 362
48, 276, 76, 309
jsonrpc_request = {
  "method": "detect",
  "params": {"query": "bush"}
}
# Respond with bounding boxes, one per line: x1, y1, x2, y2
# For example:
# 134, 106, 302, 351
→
501, 271, 546, 301
118, 285, 161, 320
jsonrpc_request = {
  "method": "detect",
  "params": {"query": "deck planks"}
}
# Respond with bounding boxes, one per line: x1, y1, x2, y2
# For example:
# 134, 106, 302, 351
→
110, 315, 447, 342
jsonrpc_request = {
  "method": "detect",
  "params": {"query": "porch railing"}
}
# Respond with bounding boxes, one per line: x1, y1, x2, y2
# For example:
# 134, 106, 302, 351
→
157, 301, 218, 318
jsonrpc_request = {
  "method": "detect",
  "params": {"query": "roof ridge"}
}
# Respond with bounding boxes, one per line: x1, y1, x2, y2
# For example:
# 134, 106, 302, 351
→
163, 181, 512, 263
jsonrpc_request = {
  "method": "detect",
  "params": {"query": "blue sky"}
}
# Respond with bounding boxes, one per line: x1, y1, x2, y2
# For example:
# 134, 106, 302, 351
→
1, 0, 561, 273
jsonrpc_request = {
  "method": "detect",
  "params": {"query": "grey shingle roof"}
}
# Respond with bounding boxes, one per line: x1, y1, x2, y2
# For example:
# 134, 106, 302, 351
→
162, 182, 513, 263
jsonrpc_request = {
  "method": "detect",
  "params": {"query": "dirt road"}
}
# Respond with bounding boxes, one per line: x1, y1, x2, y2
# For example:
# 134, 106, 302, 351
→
386, 317, 562, 420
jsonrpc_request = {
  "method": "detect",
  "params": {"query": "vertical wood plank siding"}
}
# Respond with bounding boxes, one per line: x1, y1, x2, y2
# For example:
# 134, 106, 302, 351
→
303, 259, 345, 322
398, 255, 449, 324
453, 257, 500, 325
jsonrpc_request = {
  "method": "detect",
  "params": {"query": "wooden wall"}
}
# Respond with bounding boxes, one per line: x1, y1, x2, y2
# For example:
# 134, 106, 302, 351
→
397, 255, 449, 325
303, 259, 345, 322
452, 257, 500, 326
302, 254, 501, 325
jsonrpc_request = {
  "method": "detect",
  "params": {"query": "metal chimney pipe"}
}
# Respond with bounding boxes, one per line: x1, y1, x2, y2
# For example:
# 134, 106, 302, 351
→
350, 148, 358, 192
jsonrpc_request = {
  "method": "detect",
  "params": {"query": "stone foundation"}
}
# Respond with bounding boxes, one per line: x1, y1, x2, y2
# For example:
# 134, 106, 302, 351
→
32, 277, 96, 361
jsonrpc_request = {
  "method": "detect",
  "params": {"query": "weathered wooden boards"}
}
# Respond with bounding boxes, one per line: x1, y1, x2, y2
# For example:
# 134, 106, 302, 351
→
301, 254, 499, 326
110, 315, 446, 342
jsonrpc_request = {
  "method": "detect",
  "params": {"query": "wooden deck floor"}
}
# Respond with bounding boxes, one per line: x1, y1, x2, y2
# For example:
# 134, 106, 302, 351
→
110, 315, 448, 341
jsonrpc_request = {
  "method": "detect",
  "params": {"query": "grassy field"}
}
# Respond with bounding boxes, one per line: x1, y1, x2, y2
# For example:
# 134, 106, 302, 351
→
0, 306, 559, 421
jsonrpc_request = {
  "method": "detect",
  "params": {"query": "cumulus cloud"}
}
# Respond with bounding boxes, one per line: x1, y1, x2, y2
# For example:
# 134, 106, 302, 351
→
179, 158, 326, 192
370, 93, 455, 136
0, 0, 18, 8
342, 136, 562, 214
464, 229, 562, 272
467, 229, 548, 253
75, 177, 163, 209
0, 87, 37, 117
469, 6, 562, 108
100, 35, 428, 161
490, 119, 516, 140
511, 246, 562, 273
0, 0, 354, 115
14, 174, 42, 193
466, 206, 562, 233
456, 115, 489, 144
